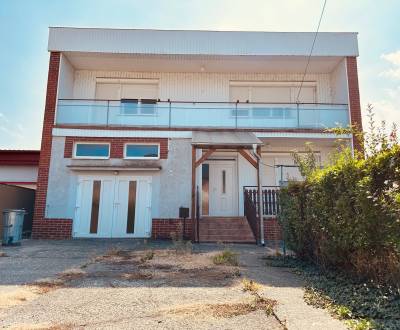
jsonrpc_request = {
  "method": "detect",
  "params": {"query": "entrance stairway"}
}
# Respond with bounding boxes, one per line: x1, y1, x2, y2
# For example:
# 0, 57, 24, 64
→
198, 217, 256, 243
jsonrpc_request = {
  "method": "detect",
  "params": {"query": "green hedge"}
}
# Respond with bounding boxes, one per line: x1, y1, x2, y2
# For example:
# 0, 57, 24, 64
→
278, 145, 400, 286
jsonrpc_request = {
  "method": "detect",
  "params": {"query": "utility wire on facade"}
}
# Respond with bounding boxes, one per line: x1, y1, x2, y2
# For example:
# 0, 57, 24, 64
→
296, 0, 328, 103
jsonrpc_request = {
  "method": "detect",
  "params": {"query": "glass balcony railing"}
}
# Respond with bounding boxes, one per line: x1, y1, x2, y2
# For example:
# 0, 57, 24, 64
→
55, 99, 349, 129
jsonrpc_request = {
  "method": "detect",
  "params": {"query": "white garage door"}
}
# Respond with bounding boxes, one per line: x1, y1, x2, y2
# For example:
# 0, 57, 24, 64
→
73, 175, 152, 238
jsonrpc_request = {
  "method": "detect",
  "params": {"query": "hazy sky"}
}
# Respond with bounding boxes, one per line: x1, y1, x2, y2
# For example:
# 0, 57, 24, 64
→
0, 0, 399, 149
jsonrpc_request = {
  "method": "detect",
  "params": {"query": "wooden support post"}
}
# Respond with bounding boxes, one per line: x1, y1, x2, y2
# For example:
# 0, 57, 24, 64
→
238, 149, 258, 168
191, 145, 197, 242
195, 148, 215, 168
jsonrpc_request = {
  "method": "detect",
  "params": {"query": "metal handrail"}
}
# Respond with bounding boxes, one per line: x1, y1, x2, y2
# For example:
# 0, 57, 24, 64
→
57, 98, 348, 106
244, 189, 259, 243
56, 99, 349, 129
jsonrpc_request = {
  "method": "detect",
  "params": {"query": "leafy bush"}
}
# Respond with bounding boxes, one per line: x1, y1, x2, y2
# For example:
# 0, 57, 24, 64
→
279, 144, 400, 286
278, 106, 400, 287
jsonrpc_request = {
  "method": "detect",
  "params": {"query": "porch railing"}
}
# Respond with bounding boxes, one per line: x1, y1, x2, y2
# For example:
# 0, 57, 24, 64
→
56, 99, 349, 130
243, 186, 280, 216
243, 189, 259, 242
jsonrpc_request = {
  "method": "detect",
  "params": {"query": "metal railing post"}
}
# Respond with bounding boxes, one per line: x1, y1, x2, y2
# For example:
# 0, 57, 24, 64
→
106, 100, 110, 127
296, 103, 300, 128
168, 99, 172, 128
235, 101, 238, 128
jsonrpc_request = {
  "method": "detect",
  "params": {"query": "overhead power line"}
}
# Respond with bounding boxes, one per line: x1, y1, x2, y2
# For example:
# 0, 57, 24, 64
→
296, 0, 328, 103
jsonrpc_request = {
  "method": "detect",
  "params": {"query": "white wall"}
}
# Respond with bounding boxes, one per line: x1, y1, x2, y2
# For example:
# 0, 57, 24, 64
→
49, 28, 359, 57
72, 70, 333, 103
58, 54, 75, 99
0, 166, 38, 183
330, 59, 348, 104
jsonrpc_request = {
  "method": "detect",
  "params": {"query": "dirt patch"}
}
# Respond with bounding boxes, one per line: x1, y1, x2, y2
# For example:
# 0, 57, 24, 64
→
0, 287, 38, 309
86, 248, 242, 287
58, 268, 87, 281
120, 271, 154, 281
165, 301, 259, 318
33, 278, 65, 294
6, 323, 73, 330
162, 298, 277, 319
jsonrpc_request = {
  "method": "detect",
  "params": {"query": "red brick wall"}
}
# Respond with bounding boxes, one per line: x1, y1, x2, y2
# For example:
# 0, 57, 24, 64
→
264, 217, 282, 241
152, 218, 193, 240
33, 219, 72, 239
32, 52, 62, 239
64, 137, 168, 159
346, 57, 363, 152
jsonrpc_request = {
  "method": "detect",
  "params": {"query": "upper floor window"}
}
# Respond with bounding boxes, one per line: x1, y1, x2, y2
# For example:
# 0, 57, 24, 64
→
74, 143, 110, 159
95, 78, 159, 115
124, 144, 160, 159
229, 82, 316, 103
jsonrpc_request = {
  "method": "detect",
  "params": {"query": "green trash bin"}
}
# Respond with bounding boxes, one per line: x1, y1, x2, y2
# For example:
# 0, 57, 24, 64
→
2, 209, 26, 246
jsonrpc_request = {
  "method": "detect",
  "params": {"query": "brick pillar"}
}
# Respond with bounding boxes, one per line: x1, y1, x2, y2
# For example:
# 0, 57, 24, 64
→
346, 56, 363, 152
32, 52, 61, 238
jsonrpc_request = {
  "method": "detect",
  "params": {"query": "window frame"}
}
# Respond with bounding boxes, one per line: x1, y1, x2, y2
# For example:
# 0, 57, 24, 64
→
73, 142, 111, 160
124, 143, 160, 160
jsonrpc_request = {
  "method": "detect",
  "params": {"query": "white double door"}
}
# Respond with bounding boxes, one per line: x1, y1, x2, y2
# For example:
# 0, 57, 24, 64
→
208, 161, 238, 216
73, 174, 152, 238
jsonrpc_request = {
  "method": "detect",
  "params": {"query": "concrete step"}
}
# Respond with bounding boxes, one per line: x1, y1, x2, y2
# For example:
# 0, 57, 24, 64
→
198, 216, 256, 243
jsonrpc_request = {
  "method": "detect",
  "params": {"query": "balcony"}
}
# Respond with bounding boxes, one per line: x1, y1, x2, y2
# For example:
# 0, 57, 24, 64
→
55, 99, 349, 130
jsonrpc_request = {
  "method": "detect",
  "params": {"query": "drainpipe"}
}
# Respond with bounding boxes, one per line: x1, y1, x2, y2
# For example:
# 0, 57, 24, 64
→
252, 145, 265, 246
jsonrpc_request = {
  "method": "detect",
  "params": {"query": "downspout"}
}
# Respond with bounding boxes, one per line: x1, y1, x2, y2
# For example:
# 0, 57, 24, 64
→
252, 145, 265, 246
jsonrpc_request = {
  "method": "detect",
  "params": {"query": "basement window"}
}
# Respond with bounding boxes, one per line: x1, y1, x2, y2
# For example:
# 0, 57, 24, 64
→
74, 143, 110, 159
124, 144, 160, 159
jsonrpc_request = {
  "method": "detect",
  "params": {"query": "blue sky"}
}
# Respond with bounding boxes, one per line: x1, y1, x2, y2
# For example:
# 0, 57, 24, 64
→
0, 0, 399, 149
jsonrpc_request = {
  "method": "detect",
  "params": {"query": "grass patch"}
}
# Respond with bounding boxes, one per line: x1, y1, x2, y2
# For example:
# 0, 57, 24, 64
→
212, 250, 239, 266
140, 250, 154, 263
264, 256, 400, 329
242, 278, 262, 294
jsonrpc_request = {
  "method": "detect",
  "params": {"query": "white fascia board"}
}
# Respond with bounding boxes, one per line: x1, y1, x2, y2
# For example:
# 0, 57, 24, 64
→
48, 27, 359, 57
52, 128, 351, 140
255, 132, 352, 139
52, 128, 193, 138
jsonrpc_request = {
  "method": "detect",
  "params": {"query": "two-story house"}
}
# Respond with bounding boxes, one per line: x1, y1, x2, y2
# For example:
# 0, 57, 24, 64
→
32, 27, 361, 243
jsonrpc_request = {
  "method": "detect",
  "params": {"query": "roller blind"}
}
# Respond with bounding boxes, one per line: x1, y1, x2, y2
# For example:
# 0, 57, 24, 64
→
95, 80, 158, 100
95, 83, 120, 99
229, 84, 316, 103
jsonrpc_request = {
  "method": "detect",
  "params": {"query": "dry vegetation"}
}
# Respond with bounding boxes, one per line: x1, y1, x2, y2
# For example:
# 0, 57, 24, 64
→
89, 247, 242, 287
212, 249, 239, 266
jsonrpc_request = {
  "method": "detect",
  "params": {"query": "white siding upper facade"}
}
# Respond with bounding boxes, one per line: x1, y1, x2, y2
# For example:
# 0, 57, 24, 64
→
48, 28, 358, 57
70, 70, 332, 103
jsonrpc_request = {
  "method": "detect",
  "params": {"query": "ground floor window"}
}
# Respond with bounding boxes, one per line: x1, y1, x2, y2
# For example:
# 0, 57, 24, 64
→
124, 144, 160, 159
74, 143, 110, 159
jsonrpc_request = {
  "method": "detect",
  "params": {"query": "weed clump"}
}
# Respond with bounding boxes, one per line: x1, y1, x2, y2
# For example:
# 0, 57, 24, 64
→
212, 250, 239, 266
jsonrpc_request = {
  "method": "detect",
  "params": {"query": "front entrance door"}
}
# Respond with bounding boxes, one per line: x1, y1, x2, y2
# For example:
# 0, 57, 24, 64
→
73, 174, 152, 238
208, 162, 237, 216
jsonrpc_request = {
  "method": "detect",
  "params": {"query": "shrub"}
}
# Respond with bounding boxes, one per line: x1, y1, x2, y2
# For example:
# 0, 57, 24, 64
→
212, 249, 239, 266
278, 144, 400, 286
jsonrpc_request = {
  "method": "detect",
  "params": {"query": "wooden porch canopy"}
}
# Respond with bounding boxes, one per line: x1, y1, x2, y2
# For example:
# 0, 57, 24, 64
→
191, 131, 263, 242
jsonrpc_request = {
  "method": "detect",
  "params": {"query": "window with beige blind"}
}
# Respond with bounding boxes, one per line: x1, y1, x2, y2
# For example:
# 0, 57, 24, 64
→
95, 79, 159, 115
229, 82, 316, 103
229, 82, 316, 119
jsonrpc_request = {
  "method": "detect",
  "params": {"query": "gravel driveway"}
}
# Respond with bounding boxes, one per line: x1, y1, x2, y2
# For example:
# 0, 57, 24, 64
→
0, 240, 346, 330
